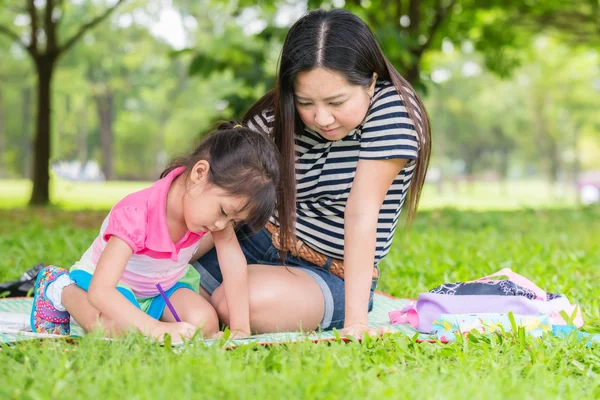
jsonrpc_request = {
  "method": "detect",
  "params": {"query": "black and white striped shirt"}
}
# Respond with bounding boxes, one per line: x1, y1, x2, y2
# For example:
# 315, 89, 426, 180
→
248, 80, 421, 266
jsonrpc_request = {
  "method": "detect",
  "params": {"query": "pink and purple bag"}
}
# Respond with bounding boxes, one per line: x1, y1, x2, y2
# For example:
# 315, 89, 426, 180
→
389, 268, 583, 333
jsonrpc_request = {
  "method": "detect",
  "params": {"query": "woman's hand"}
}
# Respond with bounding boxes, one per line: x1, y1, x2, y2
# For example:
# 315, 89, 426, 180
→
343, 157, 408, 340
211, 328, 251, 340
340, 322, 392, 339
228, 328, 251, 339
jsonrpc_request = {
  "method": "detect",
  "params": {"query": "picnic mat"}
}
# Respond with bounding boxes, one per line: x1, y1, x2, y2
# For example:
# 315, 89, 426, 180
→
0, 292, 434, 345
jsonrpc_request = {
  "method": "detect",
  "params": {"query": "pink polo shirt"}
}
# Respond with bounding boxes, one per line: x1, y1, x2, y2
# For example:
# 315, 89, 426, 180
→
72, 167, 205, 298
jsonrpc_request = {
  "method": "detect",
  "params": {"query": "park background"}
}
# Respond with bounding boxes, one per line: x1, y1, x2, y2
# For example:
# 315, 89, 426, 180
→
0, 1, 599, 399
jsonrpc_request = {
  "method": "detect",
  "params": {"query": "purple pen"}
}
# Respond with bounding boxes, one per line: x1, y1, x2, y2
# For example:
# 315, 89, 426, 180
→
155, 283, 181, 322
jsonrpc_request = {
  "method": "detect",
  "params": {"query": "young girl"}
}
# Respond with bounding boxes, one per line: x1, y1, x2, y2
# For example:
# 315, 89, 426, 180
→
192, 9, 431, 338
30, 123, 281, 342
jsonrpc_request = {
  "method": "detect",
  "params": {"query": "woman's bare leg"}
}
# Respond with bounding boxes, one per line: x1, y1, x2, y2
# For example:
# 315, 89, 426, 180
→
210, 264, 325, 333
199, 287, 211, 301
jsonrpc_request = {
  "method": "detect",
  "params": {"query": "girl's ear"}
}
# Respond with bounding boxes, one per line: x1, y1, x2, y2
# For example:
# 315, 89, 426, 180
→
190, 160, 210, 184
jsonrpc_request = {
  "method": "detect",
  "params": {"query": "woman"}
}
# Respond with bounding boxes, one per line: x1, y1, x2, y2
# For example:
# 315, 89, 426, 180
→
192, 8, 431, 337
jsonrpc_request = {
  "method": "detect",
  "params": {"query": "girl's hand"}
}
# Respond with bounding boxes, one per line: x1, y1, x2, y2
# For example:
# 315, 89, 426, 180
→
152, 321, 197, 342
212, 226, 251, 339
339, 323, 392, 339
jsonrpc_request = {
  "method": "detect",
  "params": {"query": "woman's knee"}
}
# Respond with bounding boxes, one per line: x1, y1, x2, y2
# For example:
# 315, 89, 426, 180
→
211, 279, 309, 323
210, 266, 326, 332
210, 285, 272, 324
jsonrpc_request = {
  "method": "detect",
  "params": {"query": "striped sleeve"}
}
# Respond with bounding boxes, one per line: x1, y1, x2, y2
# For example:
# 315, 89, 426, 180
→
246, 108, 275, 137
359, 84, 420, 161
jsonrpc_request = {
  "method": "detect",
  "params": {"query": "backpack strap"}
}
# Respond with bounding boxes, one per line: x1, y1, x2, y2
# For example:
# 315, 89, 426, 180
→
475, 268, 547, 300
389, 301, 419, 329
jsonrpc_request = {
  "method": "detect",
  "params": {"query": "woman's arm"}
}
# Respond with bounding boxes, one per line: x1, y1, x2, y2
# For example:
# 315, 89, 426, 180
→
342, 157, 408, 336
88, 236, 182, 337
212, 225, 251, 336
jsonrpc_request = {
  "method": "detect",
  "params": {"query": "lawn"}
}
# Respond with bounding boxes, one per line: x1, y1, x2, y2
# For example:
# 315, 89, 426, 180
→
0, 178, 578, 210
0, 181, 599, 399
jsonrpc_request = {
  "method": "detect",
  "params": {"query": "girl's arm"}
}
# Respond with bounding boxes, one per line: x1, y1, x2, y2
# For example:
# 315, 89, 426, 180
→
87, 236, 187, 338
342, 157, 408, 336
211, 225, 251, 336
189, 233, 215, 263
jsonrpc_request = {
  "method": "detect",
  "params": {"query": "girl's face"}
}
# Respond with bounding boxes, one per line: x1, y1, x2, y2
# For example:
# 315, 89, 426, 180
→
182, 161, 250, 233
294, 68, 377, 141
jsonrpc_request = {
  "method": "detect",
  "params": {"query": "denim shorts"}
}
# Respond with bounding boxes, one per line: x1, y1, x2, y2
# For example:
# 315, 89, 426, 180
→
191, 226, 379, 330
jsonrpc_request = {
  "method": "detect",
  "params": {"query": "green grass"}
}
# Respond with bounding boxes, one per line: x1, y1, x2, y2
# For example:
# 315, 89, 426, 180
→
1, 178, 578, 210
0, 179, 151, 210
1, 205, 599, 398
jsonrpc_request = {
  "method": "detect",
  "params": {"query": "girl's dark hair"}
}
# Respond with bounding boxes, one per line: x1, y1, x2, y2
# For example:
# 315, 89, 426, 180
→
161, 122, 280, 232
245, 8, 431, 244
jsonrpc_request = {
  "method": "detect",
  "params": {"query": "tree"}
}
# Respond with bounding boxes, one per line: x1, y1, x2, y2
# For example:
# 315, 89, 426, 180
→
174, 0, 284, 121
0, 30, 35, 178
426, 34, 600, 197
0, 0, 126, 205
519, 39, 600, 189
305, 0, 599, 90
68, 21, 154, 180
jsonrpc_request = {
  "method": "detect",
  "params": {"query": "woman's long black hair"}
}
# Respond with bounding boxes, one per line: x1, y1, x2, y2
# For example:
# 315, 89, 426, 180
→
245, 8, 431, 248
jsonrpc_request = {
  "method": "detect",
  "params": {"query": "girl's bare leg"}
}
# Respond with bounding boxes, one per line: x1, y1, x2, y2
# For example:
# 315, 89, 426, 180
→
160, 288, 219, 338
61, 284, 123, 336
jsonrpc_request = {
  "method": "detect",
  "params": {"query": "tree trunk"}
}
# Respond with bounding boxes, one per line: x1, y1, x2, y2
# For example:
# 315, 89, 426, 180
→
547, 137, 560, 185
572, 128, 581, 203
21, 86, 32, 179
78, 103, 88, 167
406, 63, 421, 88
29, 57, 56, 206
462, 150, 478, 194
498, 150, 510, 196
0, 85, 5, 177
532, 94, 560, 194
95, 91, 114, 180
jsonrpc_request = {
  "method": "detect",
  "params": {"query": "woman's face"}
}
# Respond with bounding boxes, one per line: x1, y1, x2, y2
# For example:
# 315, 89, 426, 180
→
294, 68, 376, 141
